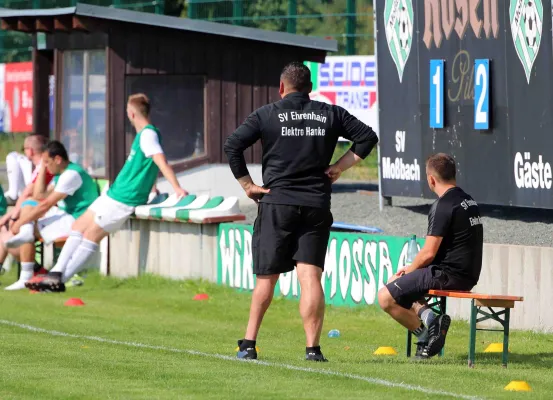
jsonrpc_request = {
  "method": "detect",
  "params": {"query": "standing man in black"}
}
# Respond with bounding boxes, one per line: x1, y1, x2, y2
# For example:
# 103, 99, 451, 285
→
224, 61, 378, 362
378, 153, 484, 359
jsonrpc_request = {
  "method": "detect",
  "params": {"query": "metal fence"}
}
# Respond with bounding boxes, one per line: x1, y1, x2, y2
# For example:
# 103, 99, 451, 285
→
0, 0, 165, 62
188, 0, 374, 55
0, 0, 374, 62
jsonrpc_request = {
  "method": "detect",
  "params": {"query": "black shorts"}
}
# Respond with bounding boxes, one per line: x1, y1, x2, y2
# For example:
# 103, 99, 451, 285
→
386, 265, 474, 309
252, 203, 333, 275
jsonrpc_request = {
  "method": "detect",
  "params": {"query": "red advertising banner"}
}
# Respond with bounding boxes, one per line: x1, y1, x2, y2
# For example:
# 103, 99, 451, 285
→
4, 62, 33, 133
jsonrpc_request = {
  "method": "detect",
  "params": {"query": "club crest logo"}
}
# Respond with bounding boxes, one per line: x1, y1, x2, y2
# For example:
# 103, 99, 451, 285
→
510, 0, 543, 83
384, 0, 414, 82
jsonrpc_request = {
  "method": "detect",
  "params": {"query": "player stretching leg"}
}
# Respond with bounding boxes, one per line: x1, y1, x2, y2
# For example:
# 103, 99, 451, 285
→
27, 93, 188, 292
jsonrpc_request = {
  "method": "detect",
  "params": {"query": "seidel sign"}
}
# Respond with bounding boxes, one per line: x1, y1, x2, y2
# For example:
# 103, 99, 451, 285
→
304, 56, 379, 136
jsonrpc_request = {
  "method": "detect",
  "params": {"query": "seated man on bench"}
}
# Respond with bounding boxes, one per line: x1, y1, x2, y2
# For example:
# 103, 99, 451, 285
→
378, 153, 484, 359
0, 135, 54, 278
2, 141, 99, 290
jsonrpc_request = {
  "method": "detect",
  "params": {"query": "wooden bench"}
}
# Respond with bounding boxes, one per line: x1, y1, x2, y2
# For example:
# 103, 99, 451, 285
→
406, 290, 524, 367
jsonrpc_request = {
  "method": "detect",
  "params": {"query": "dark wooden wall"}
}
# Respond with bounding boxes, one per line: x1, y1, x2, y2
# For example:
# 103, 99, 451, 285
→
106, 22, 326, 181
30, 21, 327, 182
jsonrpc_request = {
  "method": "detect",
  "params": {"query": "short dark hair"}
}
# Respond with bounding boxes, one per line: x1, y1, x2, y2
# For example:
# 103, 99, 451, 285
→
426, 153, 456, 182
280, 61, 312, 92
46, 140, 69, 162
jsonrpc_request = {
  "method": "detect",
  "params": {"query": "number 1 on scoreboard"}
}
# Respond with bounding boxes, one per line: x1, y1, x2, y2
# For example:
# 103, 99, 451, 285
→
430, 60, 444, 128
474, 59, 490, 130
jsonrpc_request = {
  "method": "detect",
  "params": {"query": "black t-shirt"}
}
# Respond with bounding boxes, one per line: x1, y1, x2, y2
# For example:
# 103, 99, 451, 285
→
427, 187, 483, 285
224, 92, 378, 209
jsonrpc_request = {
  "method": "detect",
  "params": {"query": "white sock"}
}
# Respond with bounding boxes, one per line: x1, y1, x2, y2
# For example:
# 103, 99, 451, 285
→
5, 262, 34, 290
5, 152, 24, 200
19, 262, 34, 282
50, 231, 83, 274
62, 239, 98, 282
5, 223, 35, 248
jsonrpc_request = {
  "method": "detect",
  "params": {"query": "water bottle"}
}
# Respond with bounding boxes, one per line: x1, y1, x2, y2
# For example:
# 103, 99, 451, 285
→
406, 235, 418, 266
328, 329, 340, 338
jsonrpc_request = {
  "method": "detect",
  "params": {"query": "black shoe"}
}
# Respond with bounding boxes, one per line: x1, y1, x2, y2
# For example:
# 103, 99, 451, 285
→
414, 341, 429, 360
32, 262, 43, 274
306, 352, 328, 362
427, 314, 451, 357
25, 271, 65, 292
236, 340, 257, 360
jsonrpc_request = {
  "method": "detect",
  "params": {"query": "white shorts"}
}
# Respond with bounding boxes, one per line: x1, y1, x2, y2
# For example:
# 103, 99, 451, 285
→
37, 207, 75, 244
89, 194, 135, 234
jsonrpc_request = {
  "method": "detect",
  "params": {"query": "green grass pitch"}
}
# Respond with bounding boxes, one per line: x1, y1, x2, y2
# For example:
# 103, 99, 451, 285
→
0, 270, 551, 399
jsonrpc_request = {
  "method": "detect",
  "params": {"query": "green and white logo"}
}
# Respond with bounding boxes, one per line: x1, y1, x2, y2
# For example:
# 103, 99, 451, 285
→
510, 0, 543, 83
384, 0, 414, 83
217, 224, 424, 307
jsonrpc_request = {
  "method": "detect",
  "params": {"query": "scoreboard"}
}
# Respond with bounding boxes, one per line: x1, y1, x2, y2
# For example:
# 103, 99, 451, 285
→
376, 0, 553, 209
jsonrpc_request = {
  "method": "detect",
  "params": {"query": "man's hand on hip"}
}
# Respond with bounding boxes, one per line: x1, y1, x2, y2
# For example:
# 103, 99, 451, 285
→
245, 184, 270, 203
238, 175, 270, 204
325, 164, 343, 183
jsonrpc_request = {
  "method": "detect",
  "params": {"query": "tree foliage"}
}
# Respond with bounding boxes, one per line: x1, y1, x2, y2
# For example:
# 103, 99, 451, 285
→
0, 0, 374, 61
168, 0, 374, 55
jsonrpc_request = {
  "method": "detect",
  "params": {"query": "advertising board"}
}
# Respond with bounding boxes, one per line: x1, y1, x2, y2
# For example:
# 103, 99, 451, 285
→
376, 0, 553, 208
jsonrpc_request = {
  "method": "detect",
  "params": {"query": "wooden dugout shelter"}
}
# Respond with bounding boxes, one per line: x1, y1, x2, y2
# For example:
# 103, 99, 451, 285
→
0, 3, 337, 182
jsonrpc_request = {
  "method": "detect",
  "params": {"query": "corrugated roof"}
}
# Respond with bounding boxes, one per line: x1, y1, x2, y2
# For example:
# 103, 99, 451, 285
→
0, 3, 337, 52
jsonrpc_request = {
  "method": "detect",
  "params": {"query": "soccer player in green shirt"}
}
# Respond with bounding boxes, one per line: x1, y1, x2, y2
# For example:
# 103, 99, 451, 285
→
4, 141, 99, 290
27, 93, 188, 292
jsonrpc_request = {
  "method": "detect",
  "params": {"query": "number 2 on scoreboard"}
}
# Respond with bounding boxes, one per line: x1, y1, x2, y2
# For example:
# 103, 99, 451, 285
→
474, 59, 490, 130
430, 60, 444, 128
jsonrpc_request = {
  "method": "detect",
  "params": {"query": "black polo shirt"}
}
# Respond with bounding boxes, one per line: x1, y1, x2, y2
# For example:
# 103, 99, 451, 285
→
224, 92, 378, 209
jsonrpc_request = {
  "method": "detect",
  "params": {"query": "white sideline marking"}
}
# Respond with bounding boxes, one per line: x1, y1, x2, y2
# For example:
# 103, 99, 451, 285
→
0, 319, 481, 400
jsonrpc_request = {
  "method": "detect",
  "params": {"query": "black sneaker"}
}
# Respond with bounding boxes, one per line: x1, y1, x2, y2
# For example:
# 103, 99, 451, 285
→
426, 314, 451, 357
236, 340, 257, 360
306, 352, 328, 362
25, 272, 65, 292
414, 341, 429, 360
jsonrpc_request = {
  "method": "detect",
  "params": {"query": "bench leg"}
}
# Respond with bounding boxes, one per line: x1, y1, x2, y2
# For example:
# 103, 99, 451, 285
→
53, 245, 63, 265
502, 308, 510, 367
35, 241, 44, 268
468, 299, 477, 368
439, 296, 447, 357
406, 330, 412, 357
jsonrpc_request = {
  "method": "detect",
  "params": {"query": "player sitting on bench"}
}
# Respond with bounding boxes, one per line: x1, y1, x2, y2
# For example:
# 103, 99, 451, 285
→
2, 141, 99, 290
377, 153, 484, 359
0, 134, 53, 280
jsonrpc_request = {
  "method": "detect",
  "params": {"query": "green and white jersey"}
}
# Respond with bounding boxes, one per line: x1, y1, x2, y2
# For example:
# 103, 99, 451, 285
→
0, 185, 7, 216
53, 162, 99, 218
107, 124, 163, 207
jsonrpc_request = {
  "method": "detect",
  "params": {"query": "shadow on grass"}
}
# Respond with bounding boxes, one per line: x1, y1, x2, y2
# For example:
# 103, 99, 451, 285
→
337, 347, 553, 369
450, 352, 553, 369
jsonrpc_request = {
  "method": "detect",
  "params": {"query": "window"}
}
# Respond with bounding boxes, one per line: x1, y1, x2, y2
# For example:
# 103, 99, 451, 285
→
124, 75, 205, 164
61, 50, 106, 177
